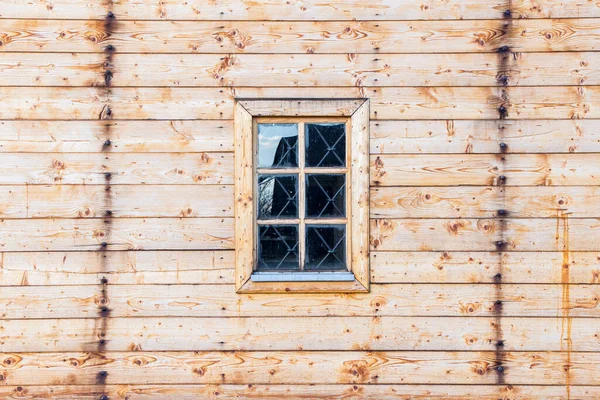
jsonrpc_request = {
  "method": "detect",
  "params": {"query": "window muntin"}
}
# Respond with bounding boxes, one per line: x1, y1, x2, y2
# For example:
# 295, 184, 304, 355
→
255, 120, 350, 273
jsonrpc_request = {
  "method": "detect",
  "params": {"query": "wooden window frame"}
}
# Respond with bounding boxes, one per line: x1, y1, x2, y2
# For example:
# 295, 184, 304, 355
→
235, 99, 370, 293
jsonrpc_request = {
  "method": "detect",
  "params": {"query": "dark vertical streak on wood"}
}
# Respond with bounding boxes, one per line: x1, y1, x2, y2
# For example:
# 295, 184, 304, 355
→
493, 1, 512, 390
94, 6, 115, 397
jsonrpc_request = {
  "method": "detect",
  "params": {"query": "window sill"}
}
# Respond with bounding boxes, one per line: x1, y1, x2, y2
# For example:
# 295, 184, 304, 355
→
237, 274, 369, 294
251, 271, 355, 282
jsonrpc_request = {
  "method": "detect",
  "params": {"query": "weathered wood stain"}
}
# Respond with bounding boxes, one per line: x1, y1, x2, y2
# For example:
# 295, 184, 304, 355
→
0, 1, 598, 398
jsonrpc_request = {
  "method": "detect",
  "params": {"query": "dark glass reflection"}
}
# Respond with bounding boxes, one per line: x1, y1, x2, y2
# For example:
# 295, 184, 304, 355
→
305, 225, 346, 270
258, 124, 298, 168
306, 174, 345, 218
305, 123, 346, 167
258, 174, 298, 219
257, 225, 299, 270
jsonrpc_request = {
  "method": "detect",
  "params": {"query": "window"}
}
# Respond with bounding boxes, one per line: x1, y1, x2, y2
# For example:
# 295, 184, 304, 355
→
235, 100, 370, 293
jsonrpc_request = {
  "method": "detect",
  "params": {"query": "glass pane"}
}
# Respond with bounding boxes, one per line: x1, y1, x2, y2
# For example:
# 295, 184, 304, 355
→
257, 225, 299, 271
258, 123, 298, 168
258, 174, 298, 219
305, 174, 345, 218
305, 123, 346, 167
305, 225, 346, 271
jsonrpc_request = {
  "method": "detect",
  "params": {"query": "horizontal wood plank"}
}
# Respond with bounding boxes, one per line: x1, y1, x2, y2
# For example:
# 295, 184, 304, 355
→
3, 87, 600, 120
0, 218, 233, 251
371, 186, 600, 218
0, 316, 598, 351
370, 218, 600, 251
0, 216, 595, 252
2, 0, 599, 20
0, 384, 596, 400
0, 153, 233, 184
1, 119, 597, 154
0, 185, 233, 218
2, 284, 598, 318
3, 250, 599, 286
370, 154, 600, 186
0, 251, 235, 286
371, 251, 600, 284
2, 19, 600, 53
5, 52, 600, 87
0, 120, 233, 152
371, 120, 600, 154
0, 351, 597, 385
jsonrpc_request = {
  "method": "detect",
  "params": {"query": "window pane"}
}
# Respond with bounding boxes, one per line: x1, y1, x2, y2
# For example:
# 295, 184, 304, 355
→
305, 123, 345, 167
258, 123, 298, 168
305, 174, 345, 218
257, 225, 299, 271
258, 174, 298, 219
305, 225, 346, 271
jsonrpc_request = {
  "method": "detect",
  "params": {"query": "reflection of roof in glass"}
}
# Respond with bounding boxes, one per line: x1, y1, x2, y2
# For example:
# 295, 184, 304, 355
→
270, 135, 298, 168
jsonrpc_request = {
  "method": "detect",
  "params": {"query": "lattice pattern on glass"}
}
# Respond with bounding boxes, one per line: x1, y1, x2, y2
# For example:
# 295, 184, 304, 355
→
258, 175, 298, 219
258, 225, 299, 270
306, 123, 346, 167
305, 225, 346, 270
256, 122, 348, 272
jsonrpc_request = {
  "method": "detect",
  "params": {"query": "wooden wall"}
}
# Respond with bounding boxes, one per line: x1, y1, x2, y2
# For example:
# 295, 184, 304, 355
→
1, 1, 599, 398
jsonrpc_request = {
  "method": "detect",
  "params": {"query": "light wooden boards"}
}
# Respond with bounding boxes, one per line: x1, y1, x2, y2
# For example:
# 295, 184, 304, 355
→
371, 120, 600, 154
371, 186, 600, 218
2, 250, 599, 286
1, 120, 598, 153
1, 316, 600, 352
0, 153, 233, 184
370, 218, 600, 251
0, 251, 235, 286
1, 384, 597, 400
0, 217, 595, 251
4, 53, 600, 87
3, 87, 600, 120
0, 185, 233, 218
2, 0, 599, 20
2, 19, 600, 53
0, 218, 233, 251
0, 120, 233, 152
2, 284, 600, 318
1, 351, 599, 385
371, 154, 600, 186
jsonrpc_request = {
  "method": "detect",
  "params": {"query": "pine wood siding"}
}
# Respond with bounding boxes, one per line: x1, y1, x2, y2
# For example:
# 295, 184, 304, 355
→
0, 1, 599, 398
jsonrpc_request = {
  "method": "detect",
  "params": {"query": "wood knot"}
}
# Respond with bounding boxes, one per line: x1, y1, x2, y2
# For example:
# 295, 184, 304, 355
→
52, 159, 66, 170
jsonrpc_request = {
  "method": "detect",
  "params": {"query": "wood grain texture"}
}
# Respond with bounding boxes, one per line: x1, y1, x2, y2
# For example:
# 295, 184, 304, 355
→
370, 218, 600, 251
370, 154, 600, 186
371, 251, 600, 284
1, 384, 597, 400
3, 284, 600, 319
0, 218, 233, 251
1, 351, 598, 385
0, 251, 235, 286
350, 100, 371, 290
1, 0, 598, 20
0, 120, 233, 152
371, 186, 600, 218
3, 86, 600, 120
371, 119, 600, 154
2, 316, 600, 352
2, 119, 596, 154
5, 52, 600, 88
2, 250, 599, 286
0, 153, 232, 184
2, 19, 600, 53
0, 185, 233, 218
